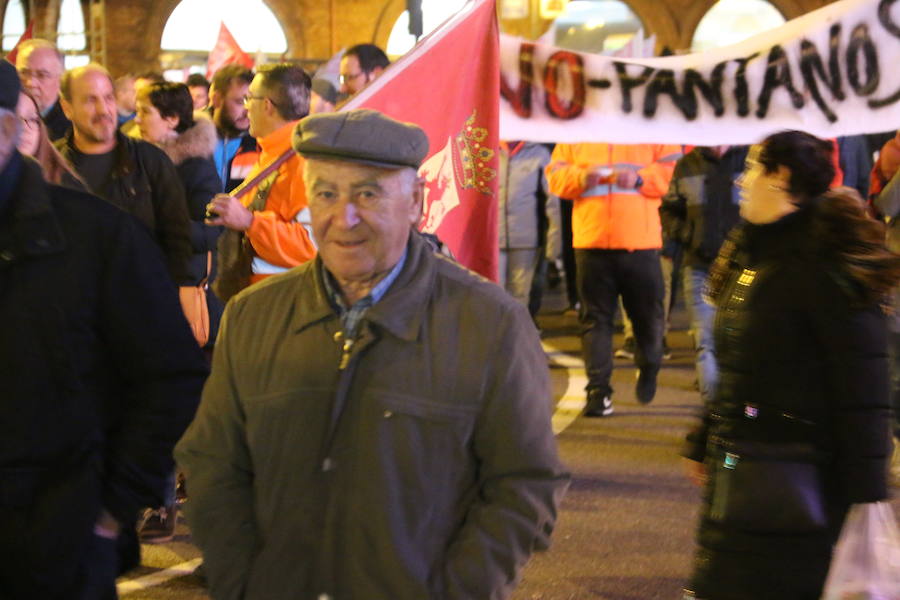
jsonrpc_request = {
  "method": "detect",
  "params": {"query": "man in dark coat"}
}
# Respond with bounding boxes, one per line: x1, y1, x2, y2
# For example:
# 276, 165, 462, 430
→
0, 61, 208, 599
176, 109, 569, 600
659, 145, 747, 403
55, 63, 193, 285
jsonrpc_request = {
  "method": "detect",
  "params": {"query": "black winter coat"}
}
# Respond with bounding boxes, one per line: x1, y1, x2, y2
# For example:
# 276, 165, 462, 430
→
659, 146, 746, 269
56, 131, 193, 284
42, 98, 71, 141
683, 202, 892, 600
0, 153, 208, 596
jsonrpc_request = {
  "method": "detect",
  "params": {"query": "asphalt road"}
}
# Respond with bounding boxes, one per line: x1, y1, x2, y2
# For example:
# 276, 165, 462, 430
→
115, 305, 900, 600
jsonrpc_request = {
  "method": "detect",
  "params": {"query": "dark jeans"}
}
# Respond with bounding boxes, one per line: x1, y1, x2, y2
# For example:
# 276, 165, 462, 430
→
575, 248, 664, 396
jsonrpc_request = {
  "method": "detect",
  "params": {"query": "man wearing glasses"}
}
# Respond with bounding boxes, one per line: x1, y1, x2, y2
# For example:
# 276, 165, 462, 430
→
15, 39, 71, 141
339, 44, 390, 97
206, 64, 317, 299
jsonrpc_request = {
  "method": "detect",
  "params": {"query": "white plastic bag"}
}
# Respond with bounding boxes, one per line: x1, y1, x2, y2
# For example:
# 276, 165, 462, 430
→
821, 502, 900, 600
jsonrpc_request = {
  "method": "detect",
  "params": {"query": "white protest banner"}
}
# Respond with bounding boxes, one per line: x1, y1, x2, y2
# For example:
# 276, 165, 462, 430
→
500, 0, 900, 145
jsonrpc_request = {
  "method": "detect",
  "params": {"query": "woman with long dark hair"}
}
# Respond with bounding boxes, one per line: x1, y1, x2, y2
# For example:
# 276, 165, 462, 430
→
15, 91, 83, 187
682, 130, 900, 599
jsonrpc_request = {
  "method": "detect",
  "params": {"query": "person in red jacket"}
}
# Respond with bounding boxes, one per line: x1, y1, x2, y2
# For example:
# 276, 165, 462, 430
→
547, 142, 680, 416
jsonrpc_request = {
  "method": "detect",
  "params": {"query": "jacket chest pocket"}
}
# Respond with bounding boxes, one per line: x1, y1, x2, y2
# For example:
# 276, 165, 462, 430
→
361, 394, 478, 495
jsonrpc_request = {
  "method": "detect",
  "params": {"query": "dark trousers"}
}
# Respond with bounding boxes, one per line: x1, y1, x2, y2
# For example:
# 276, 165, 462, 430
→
575, 248, 664, 396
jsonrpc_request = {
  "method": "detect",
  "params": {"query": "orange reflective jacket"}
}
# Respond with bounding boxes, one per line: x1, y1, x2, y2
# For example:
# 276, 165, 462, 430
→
546, 143, 681, 250
241, 121, 316, 279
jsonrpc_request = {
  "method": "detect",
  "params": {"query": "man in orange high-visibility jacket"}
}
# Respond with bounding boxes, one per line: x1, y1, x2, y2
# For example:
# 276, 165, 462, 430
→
546, 142, 680, 416
207, 64, 317, 291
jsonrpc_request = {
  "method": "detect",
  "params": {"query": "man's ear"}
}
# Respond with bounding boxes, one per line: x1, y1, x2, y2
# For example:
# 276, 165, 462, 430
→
409, 176, 425, 226
265, 97, 279, 118
60, 97, 73, 120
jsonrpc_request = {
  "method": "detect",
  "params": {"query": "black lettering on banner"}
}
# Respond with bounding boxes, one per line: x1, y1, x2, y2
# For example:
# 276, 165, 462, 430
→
544, 51, 587, 119
732, 53, 759, 117
684, 64, 728, 117
799, 25, 844, 123
500, 42, 536, 118
642, 64, 726, 120
614, 62, 654, 113
588, 78, 612, 89
846, 24, 879, 96
643, 69, 679, 118
871, 0, 900, 107
756, 45, 805, 118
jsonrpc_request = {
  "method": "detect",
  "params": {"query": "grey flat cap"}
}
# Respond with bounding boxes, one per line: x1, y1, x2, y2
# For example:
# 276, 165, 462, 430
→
293, 108, 429, 170
0, 60, 21, 111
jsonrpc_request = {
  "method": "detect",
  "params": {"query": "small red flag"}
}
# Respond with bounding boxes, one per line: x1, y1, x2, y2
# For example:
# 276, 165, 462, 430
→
206, 22, 254, 80
5, 19, 34, 64
343, 0, 500, 281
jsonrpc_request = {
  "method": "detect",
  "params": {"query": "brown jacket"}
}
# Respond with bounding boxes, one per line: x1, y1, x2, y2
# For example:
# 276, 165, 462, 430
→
175, 231, 569, 600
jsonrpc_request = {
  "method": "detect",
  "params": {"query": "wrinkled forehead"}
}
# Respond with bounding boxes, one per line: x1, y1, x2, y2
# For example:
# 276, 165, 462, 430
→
72, 70, 114, 98
18, 47, 62, 72
305, 157, 400, 185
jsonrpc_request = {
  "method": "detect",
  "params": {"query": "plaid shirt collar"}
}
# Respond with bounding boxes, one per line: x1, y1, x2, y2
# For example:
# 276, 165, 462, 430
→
322, 246, 408, 338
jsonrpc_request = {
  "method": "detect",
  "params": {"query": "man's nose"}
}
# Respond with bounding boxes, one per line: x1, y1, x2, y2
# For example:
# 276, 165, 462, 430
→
335, 199, 360, 228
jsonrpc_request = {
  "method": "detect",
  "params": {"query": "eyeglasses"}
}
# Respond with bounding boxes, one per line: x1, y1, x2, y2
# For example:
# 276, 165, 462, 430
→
18, 68, 58, 82
243, 93, 278, 108
19, 116, 41, 129
339, 72, 366, 85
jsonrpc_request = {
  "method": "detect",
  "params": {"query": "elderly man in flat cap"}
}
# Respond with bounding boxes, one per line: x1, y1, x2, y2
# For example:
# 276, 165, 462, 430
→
176, 108, 569, 600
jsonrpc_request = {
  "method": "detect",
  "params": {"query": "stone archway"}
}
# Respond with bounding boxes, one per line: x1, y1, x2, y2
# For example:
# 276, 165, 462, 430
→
104, 0, 303, 76
678, 0, 806, 51
373, 0, 406, 50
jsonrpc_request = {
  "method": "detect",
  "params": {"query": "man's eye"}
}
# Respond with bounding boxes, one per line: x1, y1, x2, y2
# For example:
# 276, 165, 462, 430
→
356, 190, 378, 204
315, 191, 336, 202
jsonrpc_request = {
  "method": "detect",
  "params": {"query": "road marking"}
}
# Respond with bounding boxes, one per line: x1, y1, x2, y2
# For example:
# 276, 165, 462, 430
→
117, 557, 203, 595
543, 339, 585, 434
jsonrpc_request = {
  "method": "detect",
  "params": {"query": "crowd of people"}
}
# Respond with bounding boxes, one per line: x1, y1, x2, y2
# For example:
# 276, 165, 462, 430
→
1, 32, 899, 600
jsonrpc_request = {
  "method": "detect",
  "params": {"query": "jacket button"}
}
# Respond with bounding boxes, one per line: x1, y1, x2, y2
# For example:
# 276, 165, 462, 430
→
333, 331, 344, 343
321, 457, 335, 472
383, 410, 393, 419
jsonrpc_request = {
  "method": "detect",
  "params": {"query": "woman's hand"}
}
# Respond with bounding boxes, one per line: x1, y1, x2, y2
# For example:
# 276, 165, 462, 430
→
682, 458, 708, 487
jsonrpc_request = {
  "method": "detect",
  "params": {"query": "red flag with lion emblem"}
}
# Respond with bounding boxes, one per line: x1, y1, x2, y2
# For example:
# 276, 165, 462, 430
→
342, 0, 499, 281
